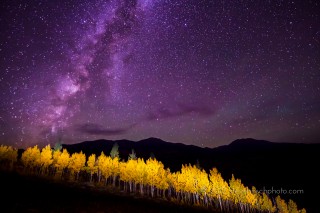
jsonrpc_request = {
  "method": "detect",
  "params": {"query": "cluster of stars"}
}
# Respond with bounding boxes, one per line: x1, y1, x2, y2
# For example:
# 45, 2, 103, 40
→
0, 0, 319, 148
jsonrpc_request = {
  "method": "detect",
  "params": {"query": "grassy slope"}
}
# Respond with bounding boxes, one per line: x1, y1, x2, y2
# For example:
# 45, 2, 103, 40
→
0, 171, 216, 213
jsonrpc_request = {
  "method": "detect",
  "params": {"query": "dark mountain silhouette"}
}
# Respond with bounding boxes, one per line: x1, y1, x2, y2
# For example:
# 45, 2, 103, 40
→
63, 137, 209, 172
62, 138, 319, 212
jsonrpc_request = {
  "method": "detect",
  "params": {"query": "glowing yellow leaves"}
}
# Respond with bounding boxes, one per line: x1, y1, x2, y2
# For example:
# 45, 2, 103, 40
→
86, 154, 97, 182
68, 151, 86, 180
136, 158, 147, 194
0, 143, 307, 213
39, 145, 53, 174
209, 167, 231, 210
54, 148, 70, 177
145, 158, 167, 197
0, 145, 18, 169
120, 158, 137, 184
21, 145, 41, 171
97, 152, 112, 183
119, 158, 138, 192
276, 195, 289, 213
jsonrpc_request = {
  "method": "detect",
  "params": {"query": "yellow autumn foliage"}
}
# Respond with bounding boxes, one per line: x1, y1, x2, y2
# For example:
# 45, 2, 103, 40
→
0, 143, 306, 213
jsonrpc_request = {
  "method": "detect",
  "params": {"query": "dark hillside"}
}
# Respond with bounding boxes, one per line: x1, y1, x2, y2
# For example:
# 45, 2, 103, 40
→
0, 171, 214, 213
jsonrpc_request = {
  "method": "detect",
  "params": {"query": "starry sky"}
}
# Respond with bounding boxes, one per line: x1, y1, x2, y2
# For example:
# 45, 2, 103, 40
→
0, 0, 319, 148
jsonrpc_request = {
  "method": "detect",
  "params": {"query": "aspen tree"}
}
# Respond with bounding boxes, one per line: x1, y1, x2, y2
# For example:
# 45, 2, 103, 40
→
21, 145, 41, 173
68, 151, 86, 180
136, 158, 147, 195
87, 154, 98, 182
97, 153, 112, 184
39, 145, 53, 175
276, 196, 289, 213
0, 145, 17, 170
208, 168, 231, 210
55, 148, 70, 179
110, 156, 119, 186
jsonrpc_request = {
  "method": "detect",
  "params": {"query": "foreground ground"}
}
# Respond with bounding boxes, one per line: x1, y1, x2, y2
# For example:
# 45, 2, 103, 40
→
0, 171, 216, 213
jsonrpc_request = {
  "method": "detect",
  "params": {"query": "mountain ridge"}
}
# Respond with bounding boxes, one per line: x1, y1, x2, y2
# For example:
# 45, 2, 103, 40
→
62, 137, 319, 154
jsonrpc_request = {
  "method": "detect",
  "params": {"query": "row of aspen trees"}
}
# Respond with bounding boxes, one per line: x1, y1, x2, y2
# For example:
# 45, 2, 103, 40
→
0, 144, 306, 213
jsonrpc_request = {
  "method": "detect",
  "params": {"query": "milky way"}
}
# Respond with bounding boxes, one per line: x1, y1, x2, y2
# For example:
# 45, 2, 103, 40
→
1, 0, 320, 148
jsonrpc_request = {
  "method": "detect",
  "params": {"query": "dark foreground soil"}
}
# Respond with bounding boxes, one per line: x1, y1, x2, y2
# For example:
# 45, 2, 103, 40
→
0, 171, 216, 213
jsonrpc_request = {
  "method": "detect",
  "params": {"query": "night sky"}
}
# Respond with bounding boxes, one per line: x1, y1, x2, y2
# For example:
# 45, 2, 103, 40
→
1, 0, 319, 148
